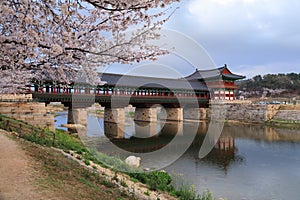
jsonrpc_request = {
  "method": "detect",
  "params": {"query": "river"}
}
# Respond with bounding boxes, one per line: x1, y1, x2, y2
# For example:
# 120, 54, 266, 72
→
55, 112, 300, 200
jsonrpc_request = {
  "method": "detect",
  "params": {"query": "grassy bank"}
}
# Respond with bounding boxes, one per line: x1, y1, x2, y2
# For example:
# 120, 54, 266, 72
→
266, 119, 300, 129
19, 136, 132, 200
0, 114, 217, 200
222, 118, 300, 130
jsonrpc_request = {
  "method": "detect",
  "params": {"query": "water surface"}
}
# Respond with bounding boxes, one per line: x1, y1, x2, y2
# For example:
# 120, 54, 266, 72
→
55, 112, 300, 200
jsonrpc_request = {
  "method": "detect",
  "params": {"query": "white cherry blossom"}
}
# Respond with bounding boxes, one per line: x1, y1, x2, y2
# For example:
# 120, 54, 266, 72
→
0, 0, 179, 93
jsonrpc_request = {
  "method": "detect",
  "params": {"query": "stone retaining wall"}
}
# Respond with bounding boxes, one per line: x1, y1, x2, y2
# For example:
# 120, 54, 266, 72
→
279, 105, 300, 111
273, 110, 300, 122
0, 102, 55, 131
206, 103, 281, 123
104, 108, 125, 124
183, 108, 207, 120
0, 94, 32, 101
134, 108, 157, 122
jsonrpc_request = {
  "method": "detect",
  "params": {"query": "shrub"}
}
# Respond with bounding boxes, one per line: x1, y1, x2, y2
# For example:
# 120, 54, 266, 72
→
83, 159, 90, 166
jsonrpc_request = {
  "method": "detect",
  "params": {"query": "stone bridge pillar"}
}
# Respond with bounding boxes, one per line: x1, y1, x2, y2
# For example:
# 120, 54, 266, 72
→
104, 108, 125, 124
162, 108, 183, 121
183, 108, 208, 120
134, 121, 158, 138
104, 122, 125, 139
134, 108, 157, 122
67, 107, 87, 125
162, 121, 184, 136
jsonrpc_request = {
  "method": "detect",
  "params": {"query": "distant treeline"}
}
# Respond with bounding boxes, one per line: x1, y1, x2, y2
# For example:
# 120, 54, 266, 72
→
237, 73, 300, 97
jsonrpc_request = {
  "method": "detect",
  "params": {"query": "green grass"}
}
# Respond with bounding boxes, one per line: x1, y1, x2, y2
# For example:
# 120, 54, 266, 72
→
83, 159, 90, 165
19, 136, 132, 199
127, 111, 135, 118
268, 119, 300, 124
96, 110, 104, 114
198, 190, 216, 200
128, 171, 173, 192
88, 110, 104, 114
144, 190, 150, 196
170, 173, 216, 200
78, 177, 98, 190
120, 179, 128, 187
101, 179, 115, 188
267, 119, 300, 129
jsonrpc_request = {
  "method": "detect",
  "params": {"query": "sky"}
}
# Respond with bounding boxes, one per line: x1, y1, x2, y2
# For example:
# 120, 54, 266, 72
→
105, 0, 300, 79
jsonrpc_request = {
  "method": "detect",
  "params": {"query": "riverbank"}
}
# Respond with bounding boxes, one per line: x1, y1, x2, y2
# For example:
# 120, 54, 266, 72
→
0, 131, 177, 199
205, 102, 300, 129
0, 130, 47, 199
0, 129, 131, 200
0, 118, 175, 199
267, 105, 300, 128
0, 114, 217, 200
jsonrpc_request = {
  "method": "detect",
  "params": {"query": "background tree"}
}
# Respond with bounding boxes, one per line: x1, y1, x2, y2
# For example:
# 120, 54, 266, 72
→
237, 72, 300, 98
0, 0, 179, 93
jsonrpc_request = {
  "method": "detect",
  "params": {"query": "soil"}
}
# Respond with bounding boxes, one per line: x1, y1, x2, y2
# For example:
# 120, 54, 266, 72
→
0, 130, 46, 200
0, 128, 177, 200
0, 130, 132, 200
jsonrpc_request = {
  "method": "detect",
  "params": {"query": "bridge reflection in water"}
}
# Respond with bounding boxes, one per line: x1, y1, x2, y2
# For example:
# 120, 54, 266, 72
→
56, 113, 300, 200
76, 116, 241, 172
64, 114, 300, 173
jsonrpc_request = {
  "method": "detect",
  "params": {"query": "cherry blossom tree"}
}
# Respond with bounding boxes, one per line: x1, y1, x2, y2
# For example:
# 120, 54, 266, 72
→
0, 0, 179, 93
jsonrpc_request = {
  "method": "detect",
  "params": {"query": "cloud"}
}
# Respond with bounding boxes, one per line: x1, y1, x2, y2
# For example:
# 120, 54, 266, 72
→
106, 1, 300, 77
187, 0, 300, 39
164, 0, 300, 74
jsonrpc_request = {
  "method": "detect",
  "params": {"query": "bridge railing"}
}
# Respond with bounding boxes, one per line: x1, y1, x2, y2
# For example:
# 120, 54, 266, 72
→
28, 84, 210, 99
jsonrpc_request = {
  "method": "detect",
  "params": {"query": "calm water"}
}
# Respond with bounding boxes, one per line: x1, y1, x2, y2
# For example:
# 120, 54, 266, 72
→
55, 112, 300, 200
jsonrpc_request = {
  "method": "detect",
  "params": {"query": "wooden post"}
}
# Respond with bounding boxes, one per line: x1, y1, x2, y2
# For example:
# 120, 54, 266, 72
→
45, 84, 50, 93
34, 85, 38, 92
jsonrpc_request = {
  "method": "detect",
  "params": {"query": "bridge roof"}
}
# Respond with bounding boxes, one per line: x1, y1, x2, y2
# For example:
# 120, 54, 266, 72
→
185, 65, 245, 81
100, 73, 208, 91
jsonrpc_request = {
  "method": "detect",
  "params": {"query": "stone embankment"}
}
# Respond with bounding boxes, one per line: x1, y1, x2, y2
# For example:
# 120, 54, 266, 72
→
209, 103, 280, 123
0, 95, 54, 131
1, 94, 299, 127
272, 105, 300, 122
273, 111, 300, 122
0, 94, 32, 101
191, 101, 300, 124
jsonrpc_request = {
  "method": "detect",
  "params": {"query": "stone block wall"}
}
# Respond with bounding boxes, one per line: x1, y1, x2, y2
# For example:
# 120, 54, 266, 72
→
104, 122, 125, 139
134, 108, 157, 122
164, 108, 183, 121
67, 108, 88, 125
104, 108, 125, 123
273, 110, 300, 122
0, 94, 32, 101
207, 103, 280, 123
0, 102, 55, 131
183, 108, 207, 120
280, 105, 300, 111
265, 105, 281, 121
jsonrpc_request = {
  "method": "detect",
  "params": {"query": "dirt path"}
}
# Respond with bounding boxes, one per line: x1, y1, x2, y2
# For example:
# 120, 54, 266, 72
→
0, 130, 45, 200
0, 129, 176, 200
